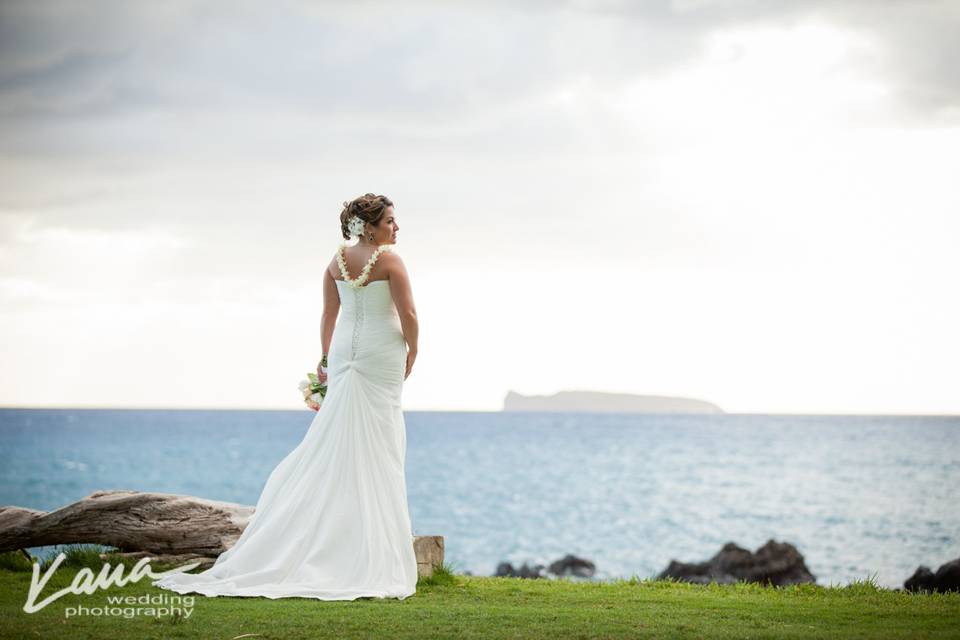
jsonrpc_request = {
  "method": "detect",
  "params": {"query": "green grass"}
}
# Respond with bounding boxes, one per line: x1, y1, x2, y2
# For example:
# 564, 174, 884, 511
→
1, 547, 958, 639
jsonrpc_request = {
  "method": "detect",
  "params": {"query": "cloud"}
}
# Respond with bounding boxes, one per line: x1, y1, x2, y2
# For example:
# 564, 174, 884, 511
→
567, 0, 960, 123
1, 0, 957, 143
1, 1, 958, 413
0, 212, 195, 307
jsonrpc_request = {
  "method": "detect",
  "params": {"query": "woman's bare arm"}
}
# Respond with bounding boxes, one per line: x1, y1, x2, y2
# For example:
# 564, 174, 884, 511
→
320, 263, 341, 363
383, 252, 418, 353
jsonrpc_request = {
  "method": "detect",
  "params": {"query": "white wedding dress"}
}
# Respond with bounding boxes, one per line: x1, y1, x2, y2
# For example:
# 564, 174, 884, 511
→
153, 265, 418, 601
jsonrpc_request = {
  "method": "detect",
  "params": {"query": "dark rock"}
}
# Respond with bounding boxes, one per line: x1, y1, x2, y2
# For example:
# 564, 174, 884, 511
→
905, 557, 960, 593
657, 539, 816, 586
548, 554, 596, 578
494, 561, 547, 579
904, 566, 938, 593
495, 553, 597, 579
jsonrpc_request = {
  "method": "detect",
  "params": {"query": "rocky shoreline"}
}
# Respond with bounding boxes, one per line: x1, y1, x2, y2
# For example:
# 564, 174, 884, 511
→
2, 491, 956, 592
489, 539, 959, 593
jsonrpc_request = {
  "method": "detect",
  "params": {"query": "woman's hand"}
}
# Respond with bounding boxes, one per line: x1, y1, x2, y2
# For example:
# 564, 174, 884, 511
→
404, 348, 417, 380
316, 356, 328, 384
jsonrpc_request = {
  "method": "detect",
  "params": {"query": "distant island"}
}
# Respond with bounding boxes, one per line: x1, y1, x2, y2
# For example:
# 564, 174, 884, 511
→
503, 390, 724, 414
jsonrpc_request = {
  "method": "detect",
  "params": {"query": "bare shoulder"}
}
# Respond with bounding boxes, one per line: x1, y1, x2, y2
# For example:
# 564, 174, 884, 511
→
379, 250, 407, 274
325, 253, 340, 280
380, 251, 408, 282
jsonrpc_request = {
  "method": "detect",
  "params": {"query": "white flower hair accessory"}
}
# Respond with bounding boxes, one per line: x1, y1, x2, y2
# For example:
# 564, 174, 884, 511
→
346, 215, 365, 238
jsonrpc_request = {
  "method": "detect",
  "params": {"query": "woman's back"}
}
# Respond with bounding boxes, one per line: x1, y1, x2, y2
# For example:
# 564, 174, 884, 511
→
327, 243, 391, 285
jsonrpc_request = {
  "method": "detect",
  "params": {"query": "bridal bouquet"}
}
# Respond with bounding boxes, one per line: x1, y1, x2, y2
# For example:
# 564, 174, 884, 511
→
298, 366, 327, 411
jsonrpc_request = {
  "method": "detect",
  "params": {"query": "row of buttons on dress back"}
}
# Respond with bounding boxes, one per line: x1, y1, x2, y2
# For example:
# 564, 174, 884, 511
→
350, 287, 364, 360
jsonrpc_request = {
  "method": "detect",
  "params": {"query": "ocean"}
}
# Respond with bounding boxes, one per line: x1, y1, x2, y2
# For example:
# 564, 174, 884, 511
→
1, 408, 957, 589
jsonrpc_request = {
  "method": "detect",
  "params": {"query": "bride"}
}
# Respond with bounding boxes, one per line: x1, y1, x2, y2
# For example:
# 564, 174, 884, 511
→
153, 193, 420, 601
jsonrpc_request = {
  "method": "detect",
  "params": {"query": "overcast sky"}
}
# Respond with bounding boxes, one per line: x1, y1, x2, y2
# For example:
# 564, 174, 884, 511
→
1, 0, 958, 414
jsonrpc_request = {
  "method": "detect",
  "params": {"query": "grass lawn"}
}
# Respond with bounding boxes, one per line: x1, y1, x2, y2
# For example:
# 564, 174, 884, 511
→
1, 546, 958, 639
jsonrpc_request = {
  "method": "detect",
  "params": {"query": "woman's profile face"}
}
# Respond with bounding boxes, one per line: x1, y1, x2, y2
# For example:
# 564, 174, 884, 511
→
374, 205, 399, 243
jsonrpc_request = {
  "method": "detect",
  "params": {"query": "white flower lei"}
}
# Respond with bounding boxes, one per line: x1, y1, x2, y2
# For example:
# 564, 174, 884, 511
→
336, 242, 392, 288
346, 215, 365, 238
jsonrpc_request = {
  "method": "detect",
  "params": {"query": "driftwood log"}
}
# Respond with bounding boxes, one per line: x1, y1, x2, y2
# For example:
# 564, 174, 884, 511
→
0, 490, 444, 577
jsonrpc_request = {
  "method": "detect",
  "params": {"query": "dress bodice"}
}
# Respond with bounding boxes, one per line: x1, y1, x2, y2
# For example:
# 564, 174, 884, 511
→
335, 279, 397, 319
334, 279, 402, 362
333, 244, 401, 361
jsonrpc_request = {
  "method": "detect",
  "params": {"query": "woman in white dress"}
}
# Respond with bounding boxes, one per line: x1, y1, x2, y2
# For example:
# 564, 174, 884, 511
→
153, 193, 420, 601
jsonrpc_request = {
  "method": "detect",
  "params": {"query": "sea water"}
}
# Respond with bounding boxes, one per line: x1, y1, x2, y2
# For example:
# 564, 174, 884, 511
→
1, 408, 957, 589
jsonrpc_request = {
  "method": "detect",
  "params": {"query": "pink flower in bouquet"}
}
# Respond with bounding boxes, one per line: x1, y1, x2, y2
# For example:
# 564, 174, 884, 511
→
299, 372, 327, 411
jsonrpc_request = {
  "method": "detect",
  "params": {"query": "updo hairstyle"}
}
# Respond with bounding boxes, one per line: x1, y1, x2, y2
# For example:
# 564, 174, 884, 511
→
339, 193, 394, 240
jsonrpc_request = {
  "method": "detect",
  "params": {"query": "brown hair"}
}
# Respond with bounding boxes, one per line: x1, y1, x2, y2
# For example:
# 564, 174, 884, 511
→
339, 193, 394, 240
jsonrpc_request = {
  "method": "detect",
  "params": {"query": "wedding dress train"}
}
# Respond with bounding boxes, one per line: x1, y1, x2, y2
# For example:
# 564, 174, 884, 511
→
153, 276, 418, 601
